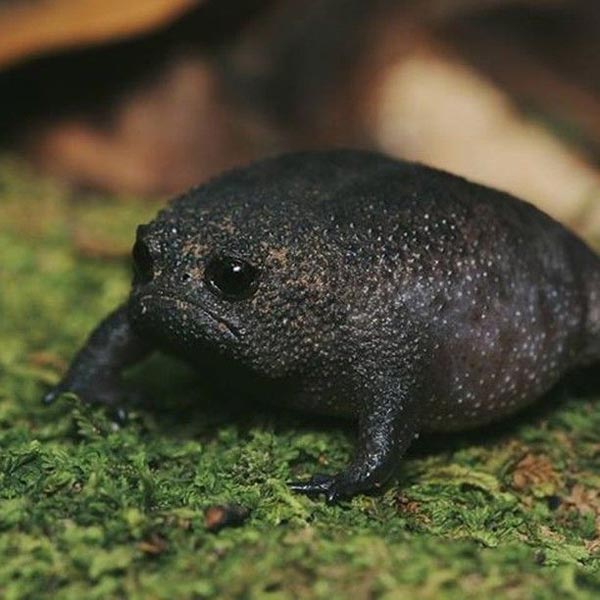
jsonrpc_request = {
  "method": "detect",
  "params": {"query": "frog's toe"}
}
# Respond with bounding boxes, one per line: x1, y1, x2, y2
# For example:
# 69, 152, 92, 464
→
288, 473, 332, 495
288, 473, 356, 504
42, 371, 126, 407
42, 386, 63, 405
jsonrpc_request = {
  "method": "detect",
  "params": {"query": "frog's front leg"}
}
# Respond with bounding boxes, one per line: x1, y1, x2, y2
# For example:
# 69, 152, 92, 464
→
289, 373, 423, 503
43, 304, 152, 407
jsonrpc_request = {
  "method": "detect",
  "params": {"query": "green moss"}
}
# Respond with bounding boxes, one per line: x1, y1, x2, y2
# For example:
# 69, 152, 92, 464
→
1, 156, 600, 599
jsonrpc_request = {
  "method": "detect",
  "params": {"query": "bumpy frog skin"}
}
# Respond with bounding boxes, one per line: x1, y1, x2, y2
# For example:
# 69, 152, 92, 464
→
44, 150, 600, 502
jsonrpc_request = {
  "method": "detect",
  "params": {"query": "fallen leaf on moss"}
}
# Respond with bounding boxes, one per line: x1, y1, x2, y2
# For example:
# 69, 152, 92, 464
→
564, 484, 600, 517
394, 494, 421, 515
512, 453, 560, 496
137, 533, 168, 556
586, 538, 600, 554
538, 525, 566, 544
204, 504, 250, 533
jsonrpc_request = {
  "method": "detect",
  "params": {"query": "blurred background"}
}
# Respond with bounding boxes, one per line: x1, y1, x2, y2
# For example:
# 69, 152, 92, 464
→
1, 0, 600, 241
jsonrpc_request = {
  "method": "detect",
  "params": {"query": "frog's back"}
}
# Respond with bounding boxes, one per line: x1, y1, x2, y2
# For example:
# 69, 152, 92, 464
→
396, 160, 600, 368
328, 155, 600, 430
256, 150, 600, 429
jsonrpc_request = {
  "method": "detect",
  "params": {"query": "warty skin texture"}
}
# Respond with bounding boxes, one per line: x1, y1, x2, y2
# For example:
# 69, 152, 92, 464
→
44, 150, 600, 502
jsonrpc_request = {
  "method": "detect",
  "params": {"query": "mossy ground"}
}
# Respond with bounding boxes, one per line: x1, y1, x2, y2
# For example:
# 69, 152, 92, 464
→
1, 156, 600, 599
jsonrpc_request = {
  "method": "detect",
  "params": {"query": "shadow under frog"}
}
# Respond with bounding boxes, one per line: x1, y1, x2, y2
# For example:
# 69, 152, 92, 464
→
44, 150, 600, 503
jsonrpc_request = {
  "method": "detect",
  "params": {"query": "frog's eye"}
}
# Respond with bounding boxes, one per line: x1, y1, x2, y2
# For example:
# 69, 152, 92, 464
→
132, 239, 154, 284
204, 255, 259, 301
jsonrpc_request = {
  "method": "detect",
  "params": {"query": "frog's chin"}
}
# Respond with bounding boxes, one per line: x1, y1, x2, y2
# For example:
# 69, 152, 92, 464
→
128, 293, 243, 353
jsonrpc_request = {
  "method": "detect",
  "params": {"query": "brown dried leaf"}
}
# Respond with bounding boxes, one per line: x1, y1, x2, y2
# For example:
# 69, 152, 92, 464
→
395, 494, 421, 515
204, 504, 250, 533
0, 0, 197, 70
137, 533, 168, 555
585, 538, 600, 554
538, 524, 566, 544
511, 453, 560, 494
564, 484, 600, 517
373, 45, 600, 240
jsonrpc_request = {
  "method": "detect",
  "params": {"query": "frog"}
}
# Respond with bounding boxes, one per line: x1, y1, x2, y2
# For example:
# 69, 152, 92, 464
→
43, 150, 600, 503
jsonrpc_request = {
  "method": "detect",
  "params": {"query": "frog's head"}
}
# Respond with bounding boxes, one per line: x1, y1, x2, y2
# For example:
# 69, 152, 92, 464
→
127, 153, 379, 378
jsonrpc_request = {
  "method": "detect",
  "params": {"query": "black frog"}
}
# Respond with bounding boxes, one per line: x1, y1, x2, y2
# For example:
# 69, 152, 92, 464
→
44, 150, 600, 502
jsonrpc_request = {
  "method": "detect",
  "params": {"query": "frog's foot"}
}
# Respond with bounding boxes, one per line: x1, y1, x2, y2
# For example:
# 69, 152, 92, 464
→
288, 472, 374, 504
43, 369, 125, 407
42, 304, 152, 412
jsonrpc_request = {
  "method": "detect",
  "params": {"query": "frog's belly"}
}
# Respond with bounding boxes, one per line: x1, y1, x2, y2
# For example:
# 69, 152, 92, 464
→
423, 309, 583, 432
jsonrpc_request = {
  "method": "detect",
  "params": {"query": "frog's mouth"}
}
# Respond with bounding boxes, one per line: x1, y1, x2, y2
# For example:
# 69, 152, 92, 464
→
131, 293, 242, 344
